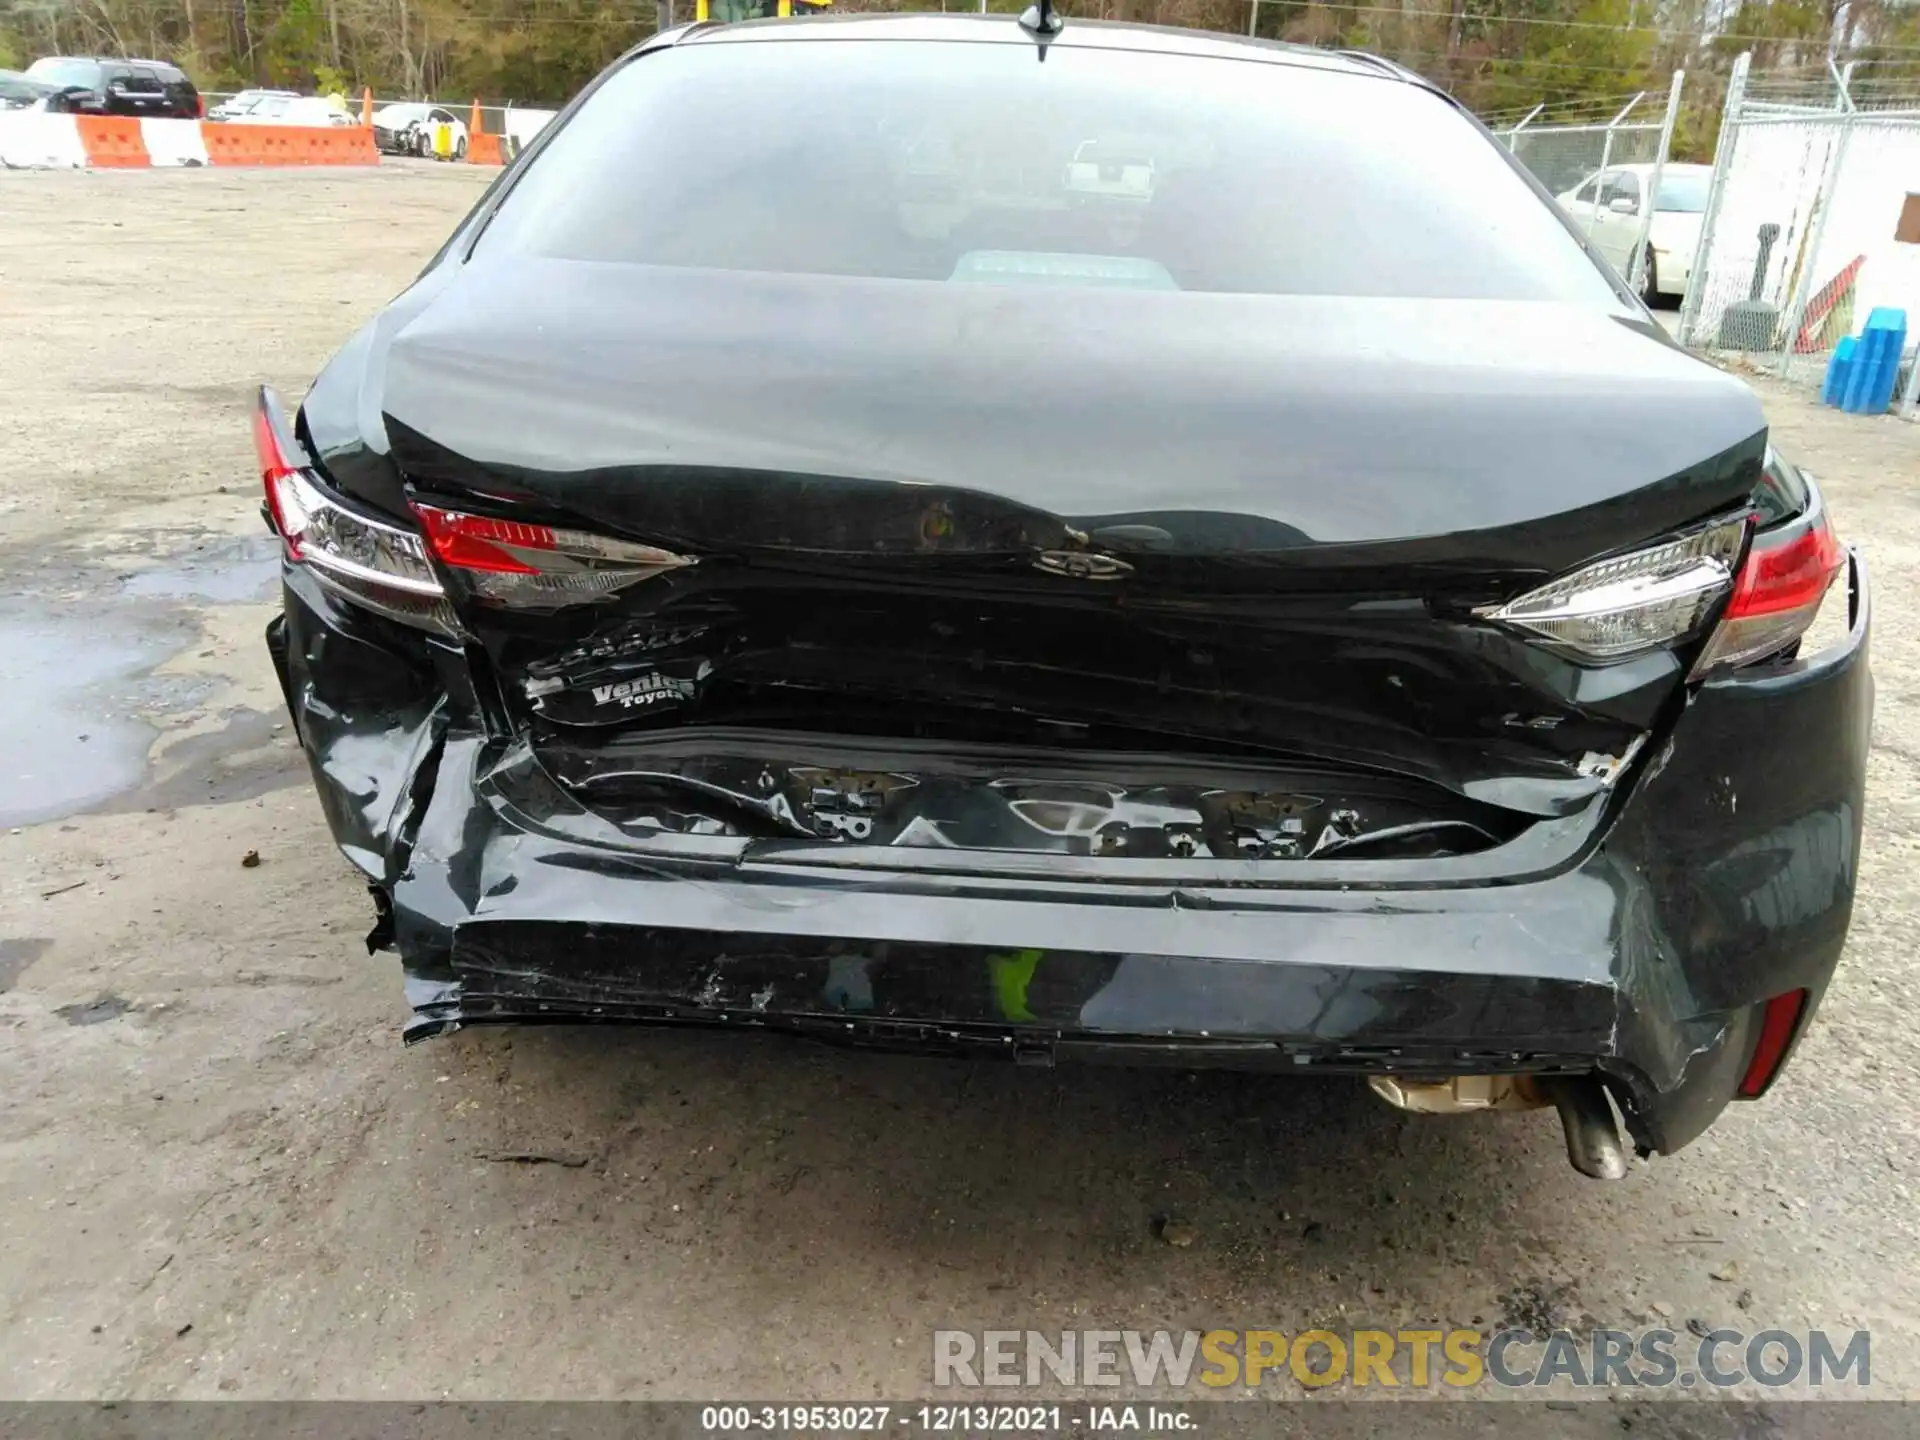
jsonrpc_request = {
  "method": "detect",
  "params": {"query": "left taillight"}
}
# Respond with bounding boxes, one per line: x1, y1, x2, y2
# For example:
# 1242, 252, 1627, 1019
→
411, 502, 694, 609
254, 386, 459, 638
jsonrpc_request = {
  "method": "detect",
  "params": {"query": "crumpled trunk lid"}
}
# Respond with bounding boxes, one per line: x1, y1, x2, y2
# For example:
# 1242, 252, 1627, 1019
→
365, 261, 1770, 822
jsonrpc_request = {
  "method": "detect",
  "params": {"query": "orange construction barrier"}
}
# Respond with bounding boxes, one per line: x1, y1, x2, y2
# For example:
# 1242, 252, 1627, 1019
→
201, 122, 289, 165
75, 115, 150, 167
337, 126, 379, 163
467, 132, 504, 166
198, 122, 379, 167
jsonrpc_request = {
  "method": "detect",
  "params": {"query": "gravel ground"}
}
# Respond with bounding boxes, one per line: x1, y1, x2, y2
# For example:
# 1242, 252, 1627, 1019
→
1, 166, 1917, 1405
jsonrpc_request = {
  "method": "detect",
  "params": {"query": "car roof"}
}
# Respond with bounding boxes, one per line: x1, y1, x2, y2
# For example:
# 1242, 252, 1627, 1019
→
38, 55, 186, 74
677, 12, 1429, 86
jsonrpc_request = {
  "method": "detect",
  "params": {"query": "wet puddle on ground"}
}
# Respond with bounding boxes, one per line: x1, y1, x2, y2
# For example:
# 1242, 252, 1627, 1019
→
0, 534, 280, 828
118, 534, 279, 604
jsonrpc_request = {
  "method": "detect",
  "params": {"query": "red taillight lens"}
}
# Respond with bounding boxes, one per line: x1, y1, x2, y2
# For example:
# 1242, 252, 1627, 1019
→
1726, 516, 1844, 619
254, 386, 308, 555
411, 501, 695, 608
253, 389, 303, 475
1693, 513, 1844, 675
1738, 988, 1809, 1097
414, 507, 546, 575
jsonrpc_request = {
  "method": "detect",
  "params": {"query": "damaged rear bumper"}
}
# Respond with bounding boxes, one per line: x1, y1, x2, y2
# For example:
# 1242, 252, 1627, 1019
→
268, 555, 1872, 1158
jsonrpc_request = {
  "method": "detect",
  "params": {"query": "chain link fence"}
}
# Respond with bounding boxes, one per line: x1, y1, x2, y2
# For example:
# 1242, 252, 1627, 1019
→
1678, 56, 1920, 415
1495, 77, 1685, 294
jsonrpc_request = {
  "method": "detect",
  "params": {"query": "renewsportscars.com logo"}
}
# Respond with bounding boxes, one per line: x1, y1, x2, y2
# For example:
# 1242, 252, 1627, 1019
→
932, 1328, 1871, 1392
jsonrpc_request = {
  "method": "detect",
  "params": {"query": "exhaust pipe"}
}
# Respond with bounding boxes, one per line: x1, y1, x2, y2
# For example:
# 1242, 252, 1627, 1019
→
1542, 1076, 1630, 1181
1368, 1073, 1631, 1180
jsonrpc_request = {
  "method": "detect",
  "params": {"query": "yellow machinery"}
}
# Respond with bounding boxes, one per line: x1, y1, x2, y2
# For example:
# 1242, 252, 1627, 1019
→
695, 0, 831, 17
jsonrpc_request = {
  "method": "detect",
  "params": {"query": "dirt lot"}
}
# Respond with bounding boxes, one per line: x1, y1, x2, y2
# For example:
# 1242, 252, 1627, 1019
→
2, 166, 1918, 1403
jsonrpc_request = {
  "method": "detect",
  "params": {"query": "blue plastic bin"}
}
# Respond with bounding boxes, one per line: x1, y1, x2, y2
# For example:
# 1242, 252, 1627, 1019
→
1823, 336, 1858, 407
1840, 307, 1907, 414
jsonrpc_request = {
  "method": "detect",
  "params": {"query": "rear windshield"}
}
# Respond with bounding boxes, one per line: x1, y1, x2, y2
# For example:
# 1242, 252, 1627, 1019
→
478, 37, 1620, 302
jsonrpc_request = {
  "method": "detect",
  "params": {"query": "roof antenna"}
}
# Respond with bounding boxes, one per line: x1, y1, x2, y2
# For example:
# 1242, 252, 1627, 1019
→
1018, 0, 1063, 56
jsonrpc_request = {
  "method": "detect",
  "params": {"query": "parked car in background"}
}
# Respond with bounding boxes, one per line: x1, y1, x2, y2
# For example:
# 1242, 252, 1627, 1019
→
371, 102, 467, 158
24, 56, 200, 120
222, 94, 352, 127
0, 69, 65, 110
208, 87, 300, 121
260, 17, 1867, 1183
1556, 162, 1713, 306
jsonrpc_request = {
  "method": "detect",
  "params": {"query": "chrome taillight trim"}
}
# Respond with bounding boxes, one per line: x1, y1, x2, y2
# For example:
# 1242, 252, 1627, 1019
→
267, 467, 462, 638
1474, 514, 1750, 663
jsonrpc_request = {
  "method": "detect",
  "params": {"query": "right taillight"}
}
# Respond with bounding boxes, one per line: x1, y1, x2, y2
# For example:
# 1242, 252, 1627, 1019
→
1478, 501, 1846, 676
1476, 514, 1747, 662
1692, 509, 1844, 676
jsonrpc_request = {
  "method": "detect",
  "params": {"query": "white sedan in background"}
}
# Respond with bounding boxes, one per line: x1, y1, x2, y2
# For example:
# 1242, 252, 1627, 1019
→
1555, 162, 1711, 305
208, 88, 300, 121
371, 102, 468, 159
221, 94, 353, 127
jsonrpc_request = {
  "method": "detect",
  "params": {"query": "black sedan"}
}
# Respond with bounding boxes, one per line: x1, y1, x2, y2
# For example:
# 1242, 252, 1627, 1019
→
258, 14, 1870, 1180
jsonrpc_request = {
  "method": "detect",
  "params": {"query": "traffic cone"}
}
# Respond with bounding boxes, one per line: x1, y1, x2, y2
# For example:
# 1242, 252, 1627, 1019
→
361, 87, 373, 126
469, 97, 483, 136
